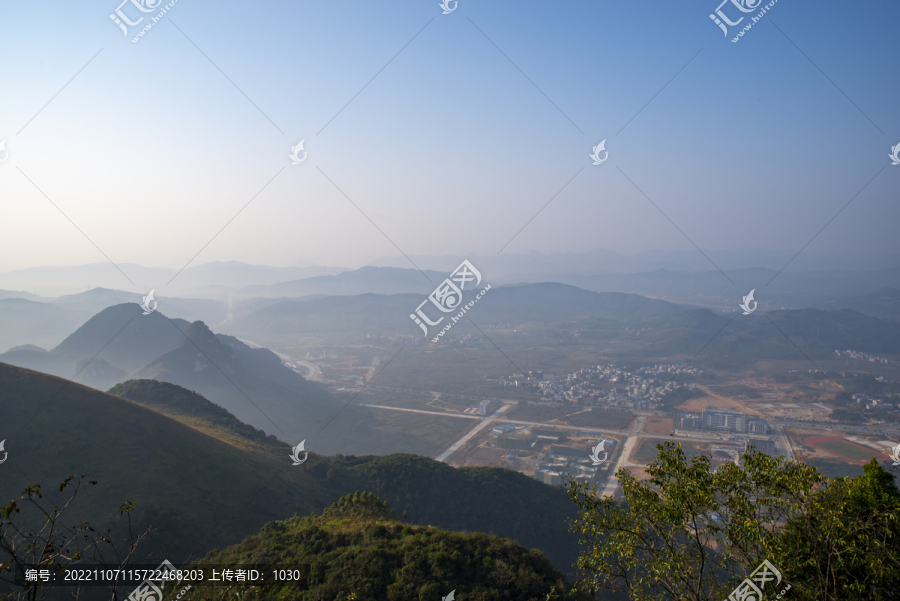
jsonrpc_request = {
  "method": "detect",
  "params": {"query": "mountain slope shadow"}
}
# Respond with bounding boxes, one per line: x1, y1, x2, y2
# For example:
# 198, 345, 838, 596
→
0, 365, 585, 575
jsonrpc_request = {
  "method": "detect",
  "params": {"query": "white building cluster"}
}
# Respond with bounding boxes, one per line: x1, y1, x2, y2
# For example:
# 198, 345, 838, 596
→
503, 363, 700, 408
834, 349, 891, 364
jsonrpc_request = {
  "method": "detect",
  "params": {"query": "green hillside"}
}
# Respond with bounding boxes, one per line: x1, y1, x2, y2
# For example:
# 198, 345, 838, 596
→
183, 492, 590, 601
630, 307, 900, 364
0, 364, 583, 574
107, 379, 287, 450
305, 454, 581, 574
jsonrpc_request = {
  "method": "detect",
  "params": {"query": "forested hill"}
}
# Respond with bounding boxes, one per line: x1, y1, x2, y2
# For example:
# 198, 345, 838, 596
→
188, 492, 592, 601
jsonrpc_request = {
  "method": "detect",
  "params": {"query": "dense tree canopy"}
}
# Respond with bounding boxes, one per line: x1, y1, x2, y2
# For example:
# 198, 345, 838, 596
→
567, 442, 900, 601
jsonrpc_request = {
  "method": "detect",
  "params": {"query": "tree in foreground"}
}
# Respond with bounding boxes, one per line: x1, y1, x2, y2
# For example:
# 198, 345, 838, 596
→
567, 442, 900, 601
0, 475, 152, 601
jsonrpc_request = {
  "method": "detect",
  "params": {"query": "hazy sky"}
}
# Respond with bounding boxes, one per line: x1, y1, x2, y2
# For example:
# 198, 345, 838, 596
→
1, 1, 898, 277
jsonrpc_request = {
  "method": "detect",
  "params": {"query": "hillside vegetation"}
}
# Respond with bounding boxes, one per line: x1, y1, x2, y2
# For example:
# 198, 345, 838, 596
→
184, 492, 590, 601
0, 365, 581, 574
107, 379, 287, 450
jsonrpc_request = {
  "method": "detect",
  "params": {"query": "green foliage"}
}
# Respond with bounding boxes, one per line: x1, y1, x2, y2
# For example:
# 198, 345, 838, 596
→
567, 442, 900, 600
777, 460, 900, 599
185, 493, 591, 601
107, 379, 285, 447
323, 454, 582, 574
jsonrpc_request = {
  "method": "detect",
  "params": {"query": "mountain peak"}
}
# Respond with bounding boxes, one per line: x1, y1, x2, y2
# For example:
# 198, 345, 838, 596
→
179, 320, 216, 346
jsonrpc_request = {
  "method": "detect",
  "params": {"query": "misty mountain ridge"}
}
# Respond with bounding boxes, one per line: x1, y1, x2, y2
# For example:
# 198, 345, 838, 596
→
818, 287, 900, 322
0, 303, 191, 388
0, 287, 226, 353
237, 265, 445, 298
0, 261, 347, 297
224, 284, 900, 363
0, 297, 84, 352
0, 302, 401, 453
371, 248, 900, 276
129, 320, 347, 445
224, 282, 692, 344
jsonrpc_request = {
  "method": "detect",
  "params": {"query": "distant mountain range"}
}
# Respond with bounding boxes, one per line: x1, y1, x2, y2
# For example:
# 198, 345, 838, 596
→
0, 287, 225, 353
4, 281, 898, 391
631, 306, 900, 363
0, 303, 440, 454
817, 287, 900, 322
0, 297, 84, 353
0, 303, 351, 446
236, 266, 444, 298
223, 282, 900, 363
0, 304, 191, 387
228, 263, 900, 320
372, 248, 900, 275
223, 282, 691, 345
0, 366, 582, 573
0, 261, 346, 297
3, 258, 899, 336
509, 268, 900, 314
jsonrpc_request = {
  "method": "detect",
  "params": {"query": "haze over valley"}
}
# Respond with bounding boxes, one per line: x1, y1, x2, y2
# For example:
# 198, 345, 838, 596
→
3, 1, 900, 599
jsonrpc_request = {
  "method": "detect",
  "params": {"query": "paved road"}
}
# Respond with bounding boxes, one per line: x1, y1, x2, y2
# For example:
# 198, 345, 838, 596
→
362, 403, 634, 436
367, 384, 512, 404
233, 336, 324, 381
771, 419, 899, 438
360, 404, 484, 420
775, 428, 797, 462
210, 292, 234, 332
294, 359, 323, 381
433, 404, 511, 462
600, 415, 645, 499
361, 403, 727, 446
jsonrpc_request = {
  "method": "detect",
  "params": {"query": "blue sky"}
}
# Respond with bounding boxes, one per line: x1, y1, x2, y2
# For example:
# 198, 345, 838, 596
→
1, 0, 898, 275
